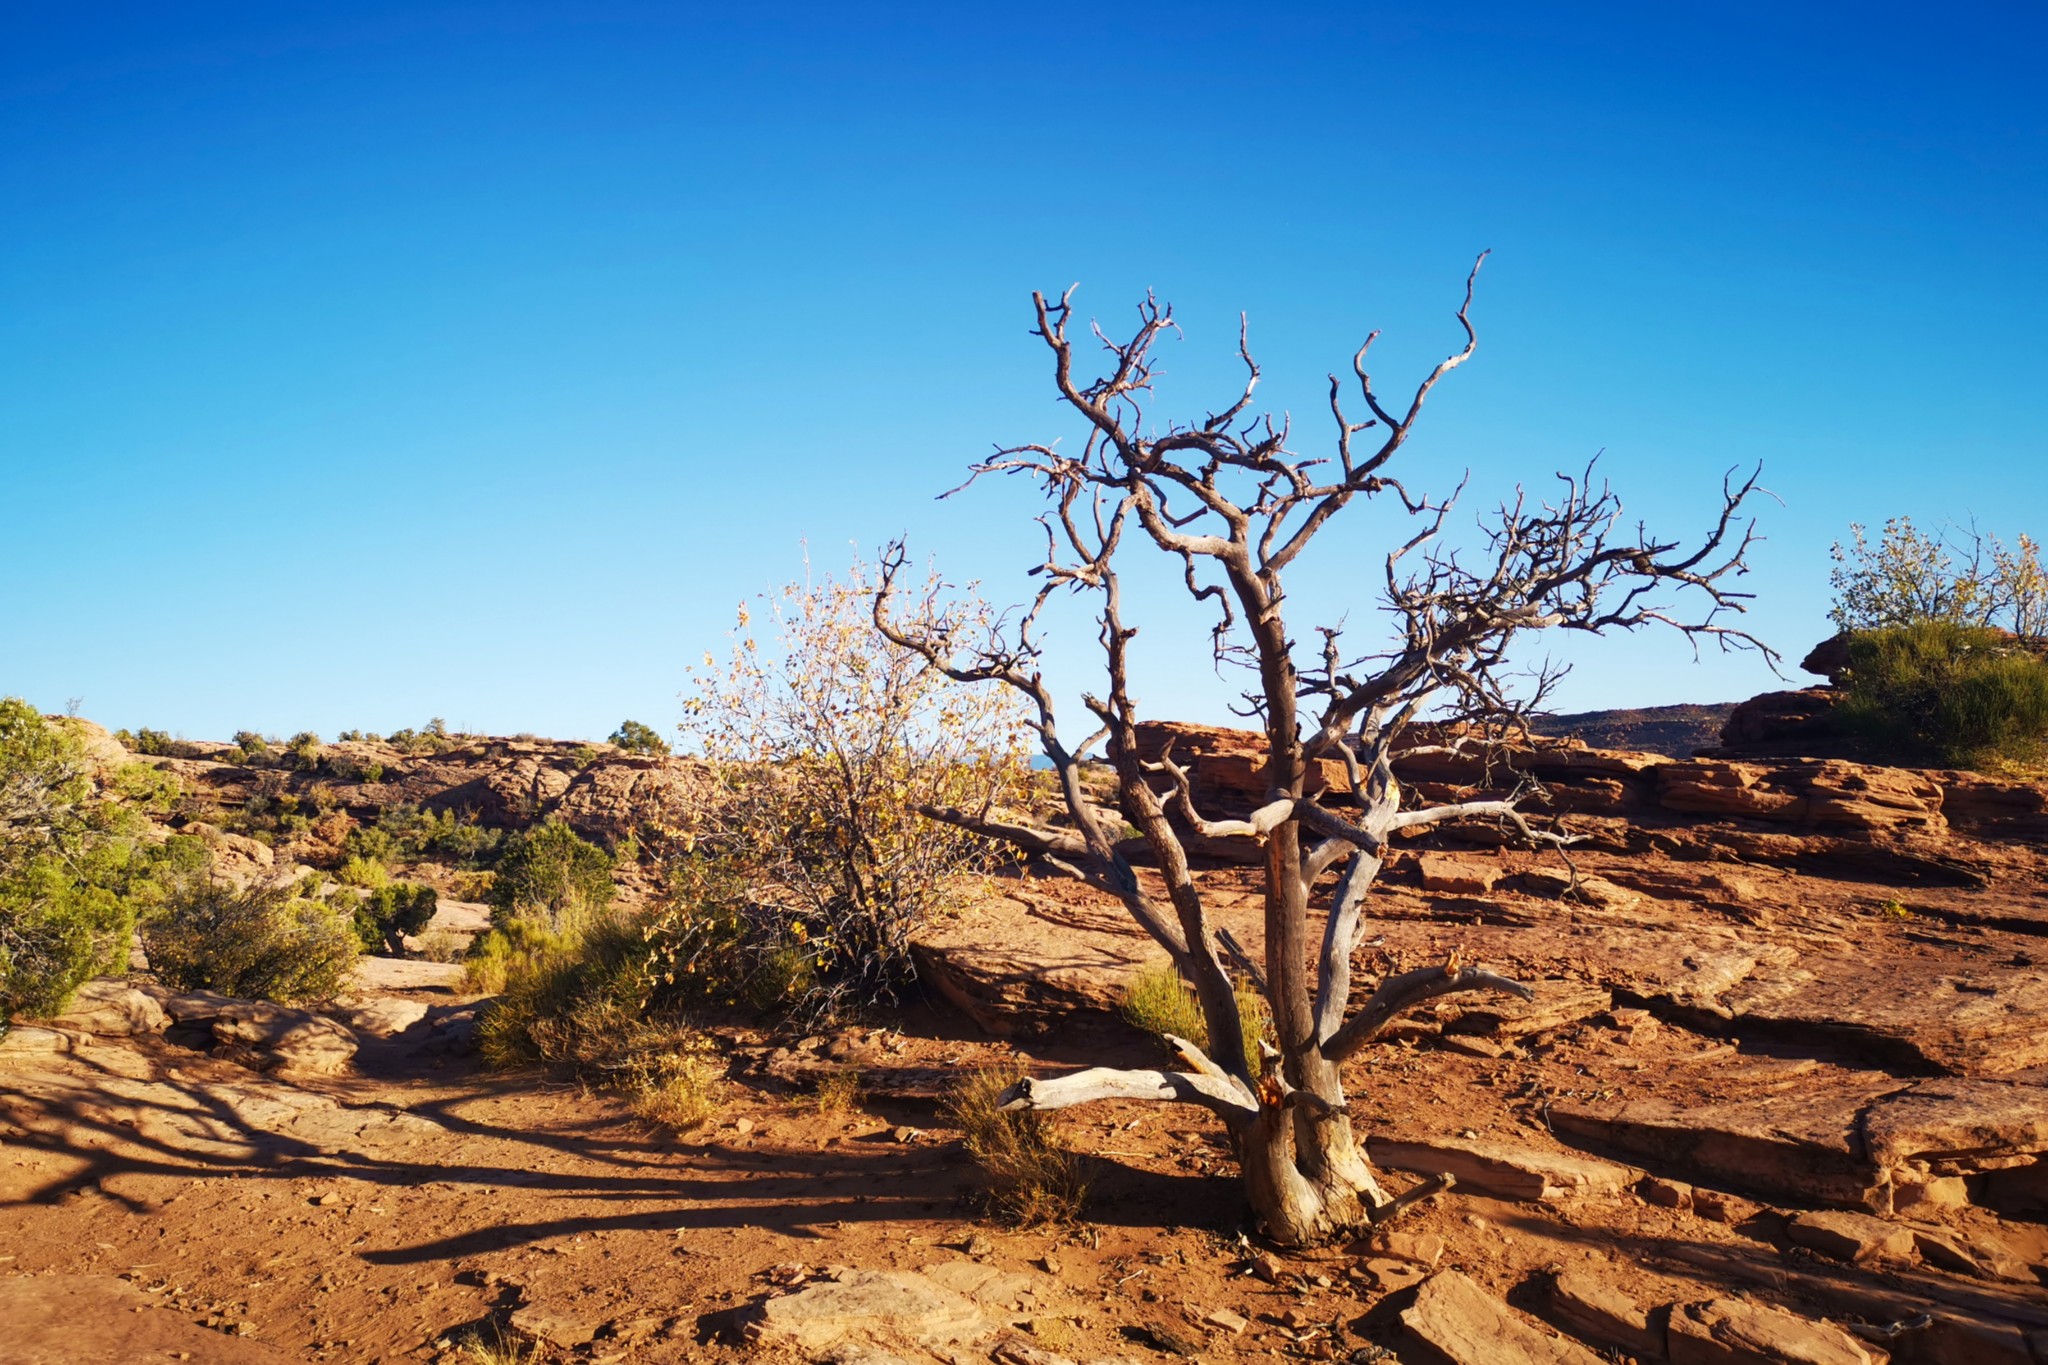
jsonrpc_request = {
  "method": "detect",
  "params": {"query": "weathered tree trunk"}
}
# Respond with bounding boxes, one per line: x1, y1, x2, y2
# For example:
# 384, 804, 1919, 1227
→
875, 262, 1771, 1249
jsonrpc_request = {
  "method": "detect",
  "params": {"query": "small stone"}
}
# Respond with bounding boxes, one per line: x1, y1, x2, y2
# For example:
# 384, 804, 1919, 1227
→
1356, 1257, 1426, 1293
1640, 1176, 1694, 1210
509, 1305, 607, 1349
963, 1234, 995, 1258
1038, 1255, 1062, 1276
1691, 1189, 1758, 1224
1414, 854, 1502, 895
1368, 1231, 1445, 1267
1202, 1307, 1249, 1335
1892, 1172, 1971, 1214
1440, 1036, 1505, 1060
1910, 1229, 1982, 1275
312, 1193, 340, 1207
891, 1126, 923, 1144
732, 1117, 754, 1134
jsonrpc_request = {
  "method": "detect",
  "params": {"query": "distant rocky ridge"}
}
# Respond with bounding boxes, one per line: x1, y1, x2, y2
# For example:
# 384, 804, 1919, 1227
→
1530, 702, 1738, 758
70, 723, 708, 899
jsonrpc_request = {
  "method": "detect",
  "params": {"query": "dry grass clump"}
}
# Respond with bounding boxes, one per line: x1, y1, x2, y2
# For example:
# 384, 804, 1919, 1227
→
805, 1066, 864, 1115
622, 1036, 725, 1132
453, 1322, 539, 1364
470, 912, 725, 1133
409, 928, 470, 963
946, 1064, 1087, 1226
1119, 960, 1270, 1078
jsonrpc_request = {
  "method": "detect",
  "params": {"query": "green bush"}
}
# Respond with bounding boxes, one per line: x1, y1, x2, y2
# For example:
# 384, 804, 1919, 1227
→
387, 718, 455, 757
465, 907, 724, 1128
108, 761, 183, 815
1837, 622, 2048, 768
129, 727, 179, 757
2, 699, 198, 1018
283, 731, 324, 772
346, 804, 499, 866
141, 879, 360, 1004
487, 821, 614, 929
335, 854, 390, 890
608, 720, 670, 756
354, 881, 439, 954
342, 824, 399, 865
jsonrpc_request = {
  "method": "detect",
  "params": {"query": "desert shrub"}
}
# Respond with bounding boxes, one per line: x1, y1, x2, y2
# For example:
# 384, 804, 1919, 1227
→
806, 1067, 864, 1114
231, 731, 272, 761
387, 718, 455, 757
108, 761, 182, 814
364, 804, 500, 865
1836, 621, 2048, 768
142, 880, 360, 1004
424, 811, 501, 863
322, 749, 386, 783
570, 744, 600, 770
454, 1324, 539, 1365
488, 821, 614, 930
946, 1064, 1087, 1225
353, 881, 439, 954
1, 859, 132, 1018
1119, 961, 1271, 1079
624, 1040, 724, 1131
336, 854, 390, 890
463, 915, 576, 996
1831, 517, 2048, 638
1, 699, 196, 1018
283, 731, 324, 771
471, 910, 724, 1128
449, 869, 498, 902
609, 720, 670, 756
647, 560, 1028, 1023
343, 824, 398, 864
129, 727, 178, 757
644, 857, 816, 1011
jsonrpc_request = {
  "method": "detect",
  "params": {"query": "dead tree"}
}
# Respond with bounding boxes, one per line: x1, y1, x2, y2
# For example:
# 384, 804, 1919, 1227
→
875, 257, 1774, 1246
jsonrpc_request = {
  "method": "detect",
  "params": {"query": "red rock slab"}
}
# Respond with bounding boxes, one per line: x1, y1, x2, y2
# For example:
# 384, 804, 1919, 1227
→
1546, 1270, 1662, 1361
0, 1274, 300, 1364
1399, 1269, 1605, 1365
1548, 1079, 1889, 1212
1366, 1135, 1637, 1202
1719, 956, 2048, 1075
1860, 1077, 2048, 1167
1667, 1297, 1873, 1365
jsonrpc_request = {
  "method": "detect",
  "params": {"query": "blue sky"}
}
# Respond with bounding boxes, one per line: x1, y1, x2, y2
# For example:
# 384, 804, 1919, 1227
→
3, 2, 2043, 743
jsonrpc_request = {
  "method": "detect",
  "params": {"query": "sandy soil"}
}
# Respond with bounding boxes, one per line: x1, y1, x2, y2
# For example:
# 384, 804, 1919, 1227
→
3, 852, 2047, 1363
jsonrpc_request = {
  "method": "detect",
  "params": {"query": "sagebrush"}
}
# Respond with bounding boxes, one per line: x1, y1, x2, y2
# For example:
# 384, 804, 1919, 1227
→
649, 559, 1027, 1023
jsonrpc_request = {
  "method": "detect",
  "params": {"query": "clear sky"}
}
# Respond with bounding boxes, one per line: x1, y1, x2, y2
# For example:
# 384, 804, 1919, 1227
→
3, 2, 2043, 744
